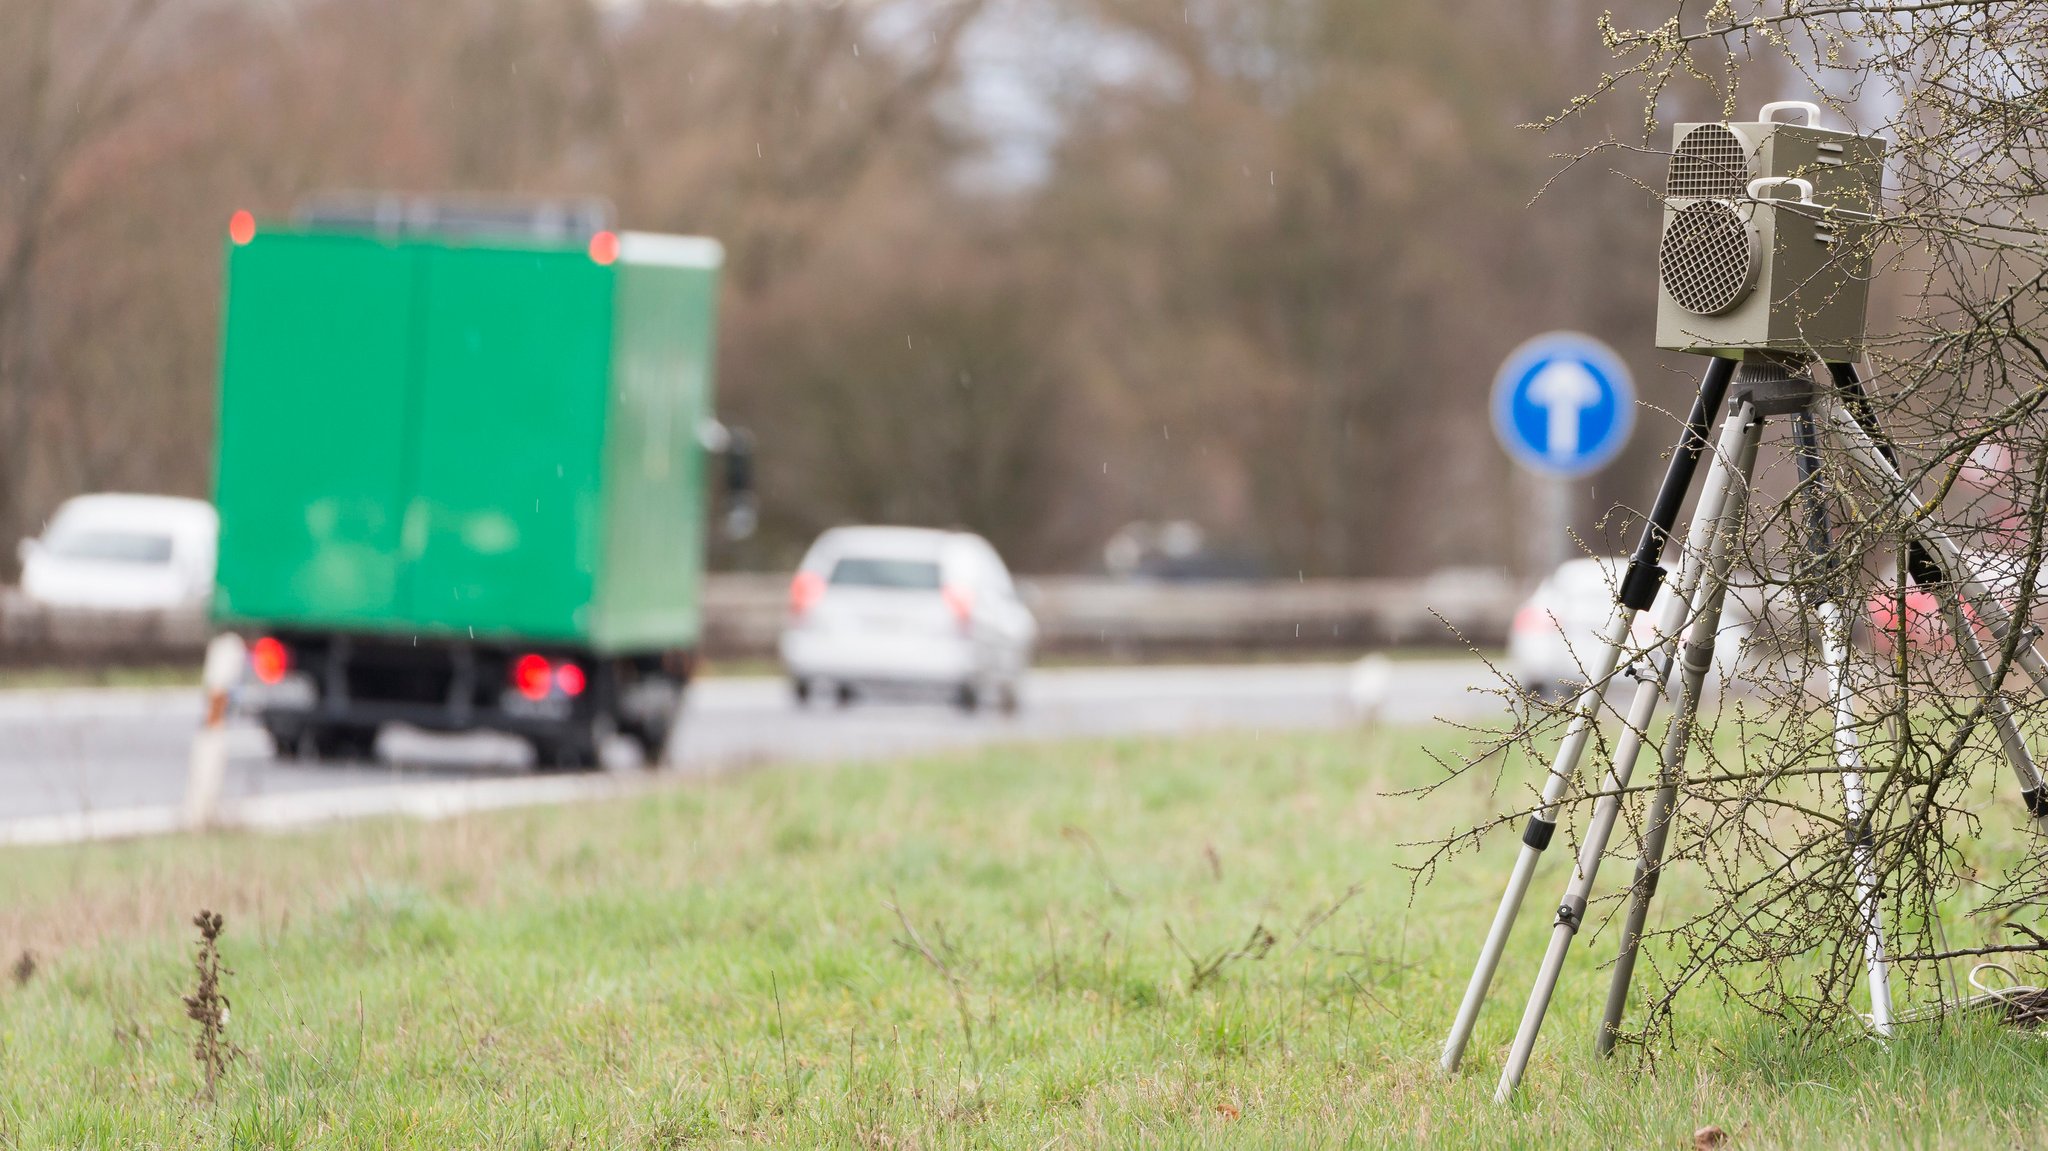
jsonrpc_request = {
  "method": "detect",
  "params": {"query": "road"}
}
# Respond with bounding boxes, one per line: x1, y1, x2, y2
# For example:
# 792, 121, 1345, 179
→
0, 660, 1501, 844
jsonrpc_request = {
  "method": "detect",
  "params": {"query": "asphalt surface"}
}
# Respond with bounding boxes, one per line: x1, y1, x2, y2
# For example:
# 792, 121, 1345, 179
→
0, 660, 1500, 843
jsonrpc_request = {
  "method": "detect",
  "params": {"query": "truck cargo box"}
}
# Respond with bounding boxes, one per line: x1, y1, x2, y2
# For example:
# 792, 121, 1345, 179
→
212, 227, 722, 654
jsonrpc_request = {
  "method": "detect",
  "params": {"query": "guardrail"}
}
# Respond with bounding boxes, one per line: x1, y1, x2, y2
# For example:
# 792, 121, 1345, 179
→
1, 576, 1520, 667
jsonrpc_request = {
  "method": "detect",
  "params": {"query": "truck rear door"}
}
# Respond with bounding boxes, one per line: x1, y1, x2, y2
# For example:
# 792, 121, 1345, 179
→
403, 247, 613, 640
214, 234, 415, 625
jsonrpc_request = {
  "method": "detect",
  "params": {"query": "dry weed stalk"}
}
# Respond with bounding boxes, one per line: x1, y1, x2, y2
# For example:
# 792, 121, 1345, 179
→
183, 909, 237, 1101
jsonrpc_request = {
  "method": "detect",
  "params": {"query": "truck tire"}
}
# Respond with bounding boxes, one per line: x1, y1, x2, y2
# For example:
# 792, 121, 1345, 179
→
304, 723, 379, 764
265, 723, 308, 759
625, 715, 673, 768
530, 736, 597, 772
530, 713, 612, 773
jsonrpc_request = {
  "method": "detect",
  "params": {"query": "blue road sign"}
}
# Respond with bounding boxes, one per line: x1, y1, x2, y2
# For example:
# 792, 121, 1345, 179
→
1490, 332, 1635, 477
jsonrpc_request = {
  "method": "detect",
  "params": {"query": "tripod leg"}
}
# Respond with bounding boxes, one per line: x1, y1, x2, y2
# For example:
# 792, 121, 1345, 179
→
1595, 413, 1763, 1056
1783, 404, 1895, 1034
1494, 400, 1764, 1102
1815, 398, 2048, 822
1816, 594, 1895, 1035
1440, 357, 1736, 1073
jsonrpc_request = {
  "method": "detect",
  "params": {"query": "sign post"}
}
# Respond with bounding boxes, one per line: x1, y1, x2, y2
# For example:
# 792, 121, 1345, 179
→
1490, 332, 1636, 573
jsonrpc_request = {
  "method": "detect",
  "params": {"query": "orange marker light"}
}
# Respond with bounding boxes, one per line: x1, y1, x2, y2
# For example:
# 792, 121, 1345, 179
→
250, 636, 289, 684
588, 230, 619, 266
228, 210, 257, 245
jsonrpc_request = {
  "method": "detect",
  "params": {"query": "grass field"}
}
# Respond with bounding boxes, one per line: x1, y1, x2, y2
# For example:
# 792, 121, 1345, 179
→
2, 726, 2045, 1148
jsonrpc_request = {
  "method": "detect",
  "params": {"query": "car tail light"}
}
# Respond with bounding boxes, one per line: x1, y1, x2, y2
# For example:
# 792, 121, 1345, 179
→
942, 584, 974, 633
555, 662, 587, 697
512, 654, 553, 701
789, 570, 826, 617
228, 209, 256, 246
1512, 606, 1550, 635
249, 636, 289, 685
588, 230, 619, 266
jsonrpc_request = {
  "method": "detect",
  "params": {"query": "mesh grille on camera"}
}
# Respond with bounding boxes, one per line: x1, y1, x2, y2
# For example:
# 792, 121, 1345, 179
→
1660, 200, 1756, 315
1667, 124, 1749, 198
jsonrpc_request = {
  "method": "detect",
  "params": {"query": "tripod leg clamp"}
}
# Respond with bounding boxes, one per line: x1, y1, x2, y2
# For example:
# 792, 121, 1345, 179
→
1631, 860, 1662, 900
1683, 637, 1716, 676
1556, 895, 1586, 932
1522, 815, 1556, 851
2024, 786, 2048, 820
1905, 542, 1947, 588
1618, 559, 1666, 612
1845, 818, 1874, 851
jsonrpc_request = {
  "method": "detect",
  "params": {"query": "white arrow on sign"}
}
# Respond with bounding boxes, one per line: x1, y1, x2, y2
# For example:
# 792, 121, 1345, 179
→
1525, 360, 1602, 460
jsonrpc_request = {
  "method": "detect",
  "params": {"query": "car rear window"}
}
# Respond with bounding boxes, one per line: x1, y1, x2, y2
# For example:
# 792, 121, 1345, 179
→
1554, 562, 1618, 599
829, 557, 941, 590
46, 530, 174, 565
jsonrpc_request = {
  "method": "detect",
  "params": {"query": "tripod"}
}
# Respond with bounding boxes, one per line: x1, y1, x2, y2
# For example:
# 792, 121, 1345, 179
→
1440, 355, 2048, 1102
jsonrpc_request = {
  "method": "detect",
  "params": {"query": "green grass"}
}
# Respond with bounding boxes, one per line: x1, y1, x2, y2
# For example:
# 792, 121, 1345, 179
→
1, 728, 2044, 1148
0, 663, 202, 690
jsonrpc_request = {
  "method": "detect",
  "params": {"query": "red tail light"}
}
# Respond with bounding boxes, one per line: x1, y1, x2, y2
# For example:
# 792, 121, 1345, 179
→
228, 209, 256, 246
250, 636, 289, 685
942, 584, 974, 633
555, 662, 587, 697
512, 654, 553, 701
588, 230, 619, 266
790, 570, 826, 617
1512, 606, 1549, 634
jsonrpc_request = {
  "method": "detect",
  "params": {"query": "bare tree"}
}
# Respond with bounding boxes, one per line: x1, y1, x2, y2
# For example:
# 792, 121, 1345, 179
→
0, 0, 167, 547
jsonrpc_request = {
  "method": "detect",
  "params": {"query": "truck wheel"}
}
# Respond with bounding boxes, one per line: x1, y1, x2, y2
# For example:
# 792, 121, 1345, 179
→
530, 736, 597, 772
627, 717, 673, 768
265, 723, 308, 759
306, 724, 379, 764
531, 714, 611, 773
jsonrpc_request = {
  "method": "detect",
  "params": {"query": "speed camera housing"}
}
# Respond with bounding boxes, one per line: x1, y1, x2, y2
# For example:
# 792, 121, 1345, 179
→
1654, 102, 1887, 361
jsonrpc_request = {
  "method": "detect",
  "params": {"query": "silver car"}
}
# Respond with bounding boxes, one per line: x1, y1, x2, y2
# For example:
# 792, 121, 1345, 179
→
778, 526, 1037, 712
1508, 557, 1757, 700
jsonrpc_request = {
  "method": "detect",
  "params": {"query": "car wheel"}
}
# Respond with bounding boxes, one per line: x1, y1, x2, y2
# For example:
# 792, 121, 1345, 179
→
792, 677, 812, 707
834, 682, 857, 708
997, 681, 1021, 716
954, 683, 980, 714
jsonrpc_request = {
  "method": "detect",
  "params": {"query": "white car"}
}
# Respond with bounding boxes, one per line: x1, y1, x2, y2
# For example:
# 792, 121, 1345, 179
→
779, 526, 1036, 711
1508, 556, 1755, 700
17, 493, 218, 612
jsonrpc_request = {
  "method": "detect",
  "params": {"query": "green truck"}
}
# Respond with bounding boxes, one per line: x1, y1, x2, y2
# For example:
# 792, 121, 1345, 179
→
212, 197, 744, 768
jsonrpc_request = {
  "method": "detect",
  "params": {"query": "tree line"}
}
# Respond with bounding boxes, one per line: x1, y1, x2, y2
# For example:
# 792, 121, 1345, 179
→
0, 0, 1729, 576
